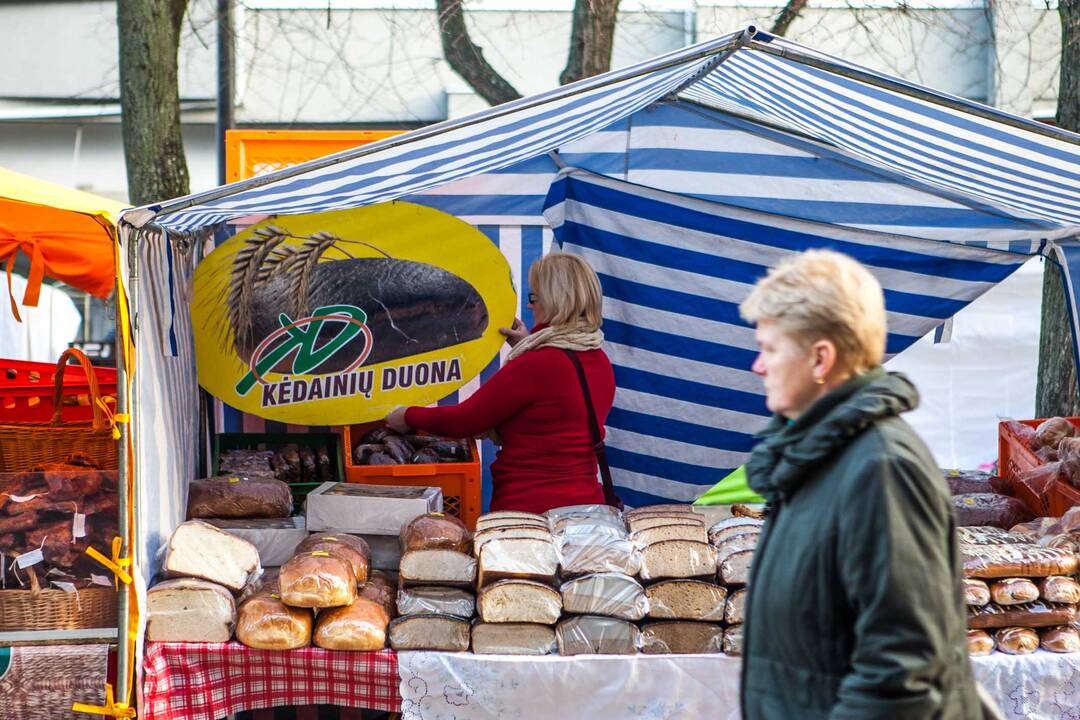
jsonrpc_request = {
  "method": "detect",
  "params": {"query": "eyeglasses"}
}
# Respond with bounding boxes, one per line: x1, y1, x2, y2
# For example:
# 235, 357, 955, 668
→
527, 292, 537, 304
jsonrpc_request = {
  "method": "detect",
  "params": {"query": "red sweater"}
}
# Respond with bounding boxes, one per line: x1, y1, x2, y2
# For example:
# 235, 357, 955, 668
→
404, 346, 615, 514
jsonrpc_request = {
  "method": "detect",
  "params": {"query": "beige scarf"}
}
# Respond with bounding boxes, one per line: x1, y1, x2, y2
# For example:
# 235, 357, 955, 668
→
506, 322, 604, 362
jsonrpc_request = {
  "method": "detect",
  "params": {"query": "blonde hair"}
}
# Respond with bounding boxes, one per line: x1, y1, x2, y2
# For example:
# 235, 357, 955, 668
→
528, 253, 603, 330
739, 250, 886, 374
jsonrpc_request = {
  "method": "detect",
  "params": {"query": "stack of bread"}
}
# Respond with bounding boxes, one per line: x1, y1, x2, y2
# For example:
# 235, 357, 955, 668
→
960, 525, 1080, 656
147, 520, 395, 651
552, 505, 641, 655
706, 507, 765, 657
390, 512, 476, 652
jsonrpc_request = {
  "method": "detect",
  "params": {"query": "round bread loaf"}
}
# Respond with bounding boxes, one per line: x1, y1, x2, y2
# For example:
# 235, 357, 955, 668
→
400, 513, 471, 554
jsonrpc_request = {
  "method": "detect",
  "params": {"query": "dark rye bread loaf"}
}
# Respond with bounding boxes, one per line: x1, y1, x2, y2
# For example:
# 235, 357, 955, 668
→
645, 579, 727, 622
640, 622, 724, 654
555, 616, 639, 655
388, 614, 470, 651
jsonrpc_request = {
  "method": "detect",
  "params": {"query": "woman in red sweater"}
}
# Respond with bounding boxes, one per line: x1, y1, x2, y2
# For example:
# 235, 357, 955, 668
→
385, 253, 616, 514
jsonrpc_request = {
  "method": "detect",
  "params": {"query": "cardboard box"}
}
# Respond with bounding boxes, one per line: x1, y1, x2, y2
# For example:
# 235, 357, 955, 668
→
306, 482, 442, 535
206, 516, 309, 567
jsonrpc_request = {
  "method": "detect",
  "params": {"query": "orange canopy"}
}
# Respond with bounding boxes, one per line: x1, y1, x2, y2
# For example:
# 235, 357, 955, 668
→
0, 168, 125, 320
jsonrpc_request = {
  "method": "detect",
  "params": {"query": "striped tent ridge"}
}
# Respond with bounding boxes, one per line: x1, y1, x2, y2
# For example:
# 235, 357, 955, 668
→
543, 168, 1037, 507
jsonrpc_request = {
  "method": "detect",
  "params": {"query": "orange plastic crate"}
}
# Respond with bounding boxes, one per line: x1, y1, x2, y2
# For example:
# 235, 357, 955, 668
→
343, 421, 482, 530
999, 417, 1080, 516
0, 358, 117, 423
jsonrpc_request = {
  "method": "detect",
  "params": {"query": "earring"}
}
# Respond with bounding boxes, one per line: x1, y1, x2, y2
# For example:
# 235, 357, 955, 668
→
814, 376, 825, 385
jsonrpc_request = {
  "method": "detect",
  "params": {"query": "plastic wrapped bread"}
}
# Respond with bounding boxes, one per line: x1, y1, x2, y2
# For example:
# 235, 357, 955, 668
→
645, 580, 727, 622
956, 526, 1027, 546
1040, 625, 1080, 653
236, 587, 313, 650
718, 548, 754, 586
560, 573, 647, 621
1039, 576, 1080, 604
475, 511, 547, 530
557, 526, 638, 576
952, 494, 1034, 529
473, 526, 553, 557
555, 615, 639, 655
545, 505, 622, 522
994, 627, 1039, 655
725, 588, 748, 625
279, 551, 356, 608
477, 579, 563, 625
722, 624, 744, 656
640, 622, 724, 654
709, 518, 763, 546
966, 629, 995, 656
147, 578, 237, 643
964, 579, 991, 607
552, 514, 626, 535
400, 513, 471, 554
397, 586, 475, 619
359, 571, 397, 616
388, 614, 470, 651
715, 533, 759, 568
186, 476, 293, 519
471, 623, 557, 655
399, 549, 477, 587
477, 517, 551, 532
638, 540, 717, 582
628, 515, 704, 535
960, 543, 1078, 579
631, 524, 708, 546
626, 504, 699, 518
989, 578, 1039, 605
967, 601, 1078, 629
296, 533, 370, 585
164, 520, 262, 592
478, 537, 558, 586
313, 596, 391, 650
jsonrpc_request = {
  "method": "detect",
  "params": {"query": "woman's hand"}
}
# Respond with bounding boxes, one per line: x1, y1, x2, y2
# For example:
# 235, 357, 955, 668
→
386, 406, 411, 433
500, 318, 528, 347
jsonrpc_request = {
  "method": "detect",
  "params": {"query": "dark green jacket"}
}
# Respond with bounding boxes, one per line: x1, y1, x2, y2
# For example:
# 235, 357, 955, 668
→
742, 369, 979, 720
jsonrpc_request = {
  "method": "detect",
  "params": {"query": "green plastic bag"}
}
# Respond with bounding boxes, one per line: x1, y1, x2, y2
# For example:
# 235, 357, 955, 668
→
693, 465, 765, 505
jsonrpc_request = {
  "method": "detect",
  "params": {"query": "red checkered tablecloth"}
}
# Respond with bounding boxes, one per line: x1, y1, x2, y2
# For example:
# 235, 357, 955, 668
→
143, 642, 401, 720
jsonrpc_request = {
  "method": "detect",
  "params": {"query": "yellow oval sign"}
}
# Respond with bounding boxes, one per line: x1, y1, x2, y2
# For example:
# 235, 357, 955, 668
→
191, 203, 516, 425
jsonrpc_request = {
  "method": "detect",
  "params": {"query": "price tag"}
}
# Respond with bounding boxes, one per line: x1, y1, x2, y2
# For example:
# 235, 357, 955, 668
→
91, 574, 112, 587
72, 513, 87, 539
15, 548, 43, 569
52, 581, 77, 594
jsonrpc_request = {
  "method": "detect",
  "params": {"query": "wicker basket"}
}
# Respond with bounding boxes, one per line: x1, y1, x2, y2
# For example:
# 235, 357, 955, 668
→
0, 348, 118, 472
0, 570, 117, 631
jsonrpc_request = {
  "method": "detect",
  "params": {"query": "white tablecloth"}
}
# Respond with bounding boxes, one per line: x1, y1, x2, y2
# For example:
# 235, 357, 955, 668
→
399, 650, 1080, 720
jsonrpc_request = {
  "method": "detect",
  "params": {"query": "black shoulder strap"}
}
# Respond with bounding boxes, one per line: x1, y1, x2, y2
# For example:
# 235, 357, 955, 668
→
561, 349, 623, 510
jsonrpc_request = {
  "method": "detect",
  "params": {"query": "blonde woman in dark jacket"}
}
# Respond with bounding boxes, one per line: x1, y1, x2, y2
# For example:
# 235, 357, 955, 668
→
739, 250, 981, 720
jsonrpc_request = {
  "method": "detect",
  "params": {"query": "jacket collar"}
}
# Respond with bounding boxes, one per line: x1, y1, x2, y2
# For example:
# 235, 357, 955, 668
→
746, 368, 919, 503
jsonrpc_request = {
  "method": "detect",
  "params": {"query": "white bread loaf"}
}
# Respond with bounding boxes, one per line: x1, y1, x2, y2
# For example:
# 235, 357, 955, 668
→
471, 623, 557, 655
557, 526, 638, 576
477, 579, 563, 625
640, 621, 725, 654
313, 597, 390, 651
560, 573, 647, 621
478, 537, 558, 586
147, 578, 237, 643
638, 540, 717, 581
163, 520, 262, 592
236, 588, 313, 650
388, 614, 470, 651
475, 511, 547, 529
399, 549, 477, 587
279, 551, 357, 608
555, 615, 639, 655
473, 526, 554, 557
645, 579, 727, 622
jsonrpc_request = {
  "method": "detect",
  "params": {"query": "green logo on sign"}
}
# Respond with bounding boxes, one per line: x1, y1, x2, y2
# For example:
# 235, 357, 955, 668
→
236, 304, 372, 396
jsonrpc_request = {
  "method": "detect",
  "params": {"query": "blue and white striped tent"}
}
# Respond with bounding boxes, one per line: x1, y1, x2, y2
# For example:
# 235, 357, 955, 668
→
122, 27, 1080, 571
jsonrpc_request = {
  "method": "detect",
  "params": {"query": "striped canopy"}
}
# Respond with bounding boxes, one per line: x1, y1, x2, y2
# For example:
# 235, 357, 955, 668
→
129, 27, 1080, 509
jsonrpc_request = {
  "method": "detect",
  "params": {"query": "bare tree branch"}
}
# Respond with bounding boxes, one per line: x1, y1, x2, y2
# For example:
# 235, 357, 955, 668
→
561, 0, 621, 86
771, 0, 810, 37
436, 0, 521, 106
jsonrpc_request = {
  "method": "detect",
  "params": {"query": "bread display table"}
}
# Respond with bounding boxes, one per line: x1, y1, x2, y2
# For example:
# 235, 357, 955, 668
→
143, 642, 400, 720
970, 649, 1080, 720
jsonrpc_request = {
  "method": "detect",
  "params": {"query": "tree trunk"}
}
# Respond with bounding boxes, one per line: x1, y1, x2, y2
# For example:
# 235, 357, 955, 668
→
118, 0, 191, 206
1036, 0, 1080, 417
770, 0, 809, 37
436, 0, 521, 107
560, 0, 621, 86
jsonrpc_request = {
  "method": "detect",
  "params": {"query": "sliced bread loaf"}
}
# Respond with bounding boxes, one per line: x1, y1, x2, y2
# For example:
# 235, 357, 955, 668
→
638, 540, 717, 581
477, 579, 563, 624
645, 579, 727, 622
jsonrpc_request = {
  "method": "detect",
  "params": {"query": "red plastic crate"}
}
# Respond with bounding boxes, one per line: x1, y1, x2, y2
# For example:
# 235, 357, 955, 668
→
343, 421, 482, 530
0, 358, 117, 423
1049, 479, 1080, 517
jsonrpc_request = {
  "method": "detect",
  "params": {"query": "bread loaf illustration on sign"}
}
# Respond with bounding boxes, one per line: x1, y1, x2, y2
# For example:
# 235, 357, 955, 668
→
228, 231, 489, 374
